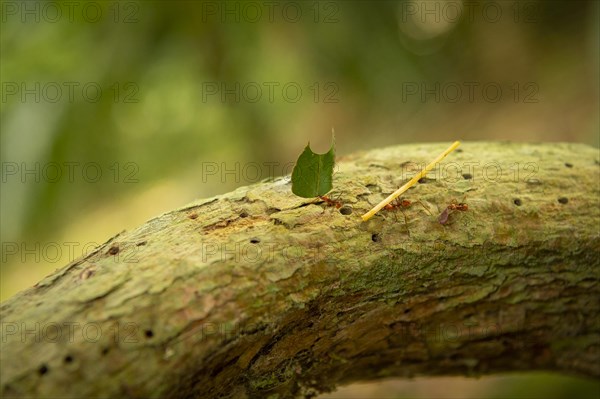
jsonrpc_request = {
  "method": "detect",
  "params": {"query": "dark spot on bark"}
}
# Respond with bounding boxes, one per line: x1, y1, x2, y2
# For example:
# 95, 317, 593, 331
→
462, 173, 472, 180
250, 238, 261, 244
371, 233, 381, 242
101, 347, 110, 355
239, 211, 249, 218
456, 148, 463, 153
38, 365, 48, 375
144, 329, 154, 338
404, 308, 411, 314
108, 246, 119, 255
513, 198, 522, 206
273, 219, 283, 225
188, 213, 198, 219
558, 197, 568, 204
266, 207, 281, 215
136, 241, 147, 246
339, 206, 352, 215
64, 355, 73, 363
564, 163, 573, 168
418, 178, 427, 183
366, 184, 379, 191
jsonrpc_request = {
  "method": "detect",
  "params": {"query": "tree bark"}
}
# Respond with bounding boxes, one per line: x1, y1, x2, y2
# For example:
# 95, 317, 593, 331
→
1, 142, 599, 399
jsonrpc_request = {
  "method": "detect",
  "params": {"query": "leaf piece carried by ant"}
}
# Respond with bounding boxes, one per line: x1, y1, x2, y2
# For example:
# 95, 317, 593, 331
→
438, 201, 468, 225
291, 134, 335, 198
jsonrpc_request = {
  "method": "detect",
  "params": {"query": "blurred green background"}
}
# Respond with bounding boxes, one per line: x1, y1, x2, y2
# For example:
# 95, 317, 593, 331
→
1, 0, 598, 397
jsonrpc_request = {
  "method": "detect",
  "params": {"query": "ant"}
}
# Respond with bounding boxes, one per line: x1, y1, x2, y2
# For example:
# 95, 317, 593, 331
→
438, 199, 468, 225
382, 197, 431, 236
315, 193, 343, 210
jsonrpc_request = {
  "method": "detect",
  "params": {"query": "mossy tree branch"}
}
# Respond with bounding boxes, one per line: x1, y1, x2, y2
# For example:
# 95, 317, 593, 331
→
1, 142, 599, 398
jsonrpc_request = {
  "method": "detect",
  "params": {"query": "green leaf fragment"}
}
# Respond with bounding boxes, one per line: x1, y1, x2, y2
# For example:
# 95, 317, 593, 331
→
291, 138, 335, 198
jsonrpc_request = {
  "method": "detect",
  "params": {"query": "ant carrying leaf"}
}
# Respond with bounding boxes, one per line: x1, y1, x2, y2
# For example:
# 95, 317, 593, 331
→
438, 199, 468, 225
317, 194, 343, 209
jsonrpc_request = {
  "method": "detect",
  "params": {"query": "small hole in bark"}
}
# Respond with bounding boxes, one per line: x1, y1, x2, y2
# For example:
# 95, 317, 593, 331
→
404, 308, 411, 314
101, 347, 110, 356
272, 219, 282, 225
145, 329, 154, 338
108, 246, 119, 255
418, 178, 427, 184
462, 173, 472, 180
136, 241, 147, 246
239, 211, 249, 218
188, 213, 198, 219
513, 198, 522, 206
250, 238, 260, 244
558, 197, 568, 204
371, 233, 381, 242
456, 148, 463, 153
564, 163, 573, 168
38, 365, 48, 375
339, 206, 352, 215
64, 355, 73, 363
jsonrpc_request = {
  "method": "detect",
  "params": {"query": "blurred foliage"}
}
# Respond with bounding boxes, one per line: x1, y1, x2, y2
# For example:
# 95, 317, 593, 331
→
320, 372, 600, 398
0, 1, 598, 396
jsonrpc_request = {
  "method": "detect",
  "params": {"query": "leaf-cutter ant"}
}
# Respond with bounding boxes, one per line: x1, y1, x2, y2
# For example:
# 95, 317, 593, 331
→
438, 200, 468, 225
314, 192, 344, 212
318, 195, 343, 209
382, 197, 431, 236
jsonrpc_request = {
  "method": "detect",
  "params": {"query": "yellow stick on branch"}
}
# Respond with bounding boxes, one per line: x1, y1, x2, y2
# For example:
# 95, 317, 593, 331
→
361, 141, 461, 222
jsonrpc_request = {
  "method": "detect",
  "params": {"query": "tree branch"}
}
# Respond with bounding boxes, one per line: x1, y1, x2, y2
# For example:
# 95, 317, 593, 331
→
1, 142, 599, 399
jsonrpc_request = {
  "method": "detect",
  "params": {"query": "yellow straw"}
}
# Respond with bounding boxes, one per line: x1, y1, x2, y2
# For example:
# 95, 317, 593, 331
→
361, 141, 461, 222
